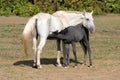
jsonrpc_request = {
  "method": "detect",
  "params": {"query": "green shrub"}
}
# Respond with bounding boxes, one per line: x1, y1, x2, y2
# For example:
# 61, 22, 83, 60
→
0, 0, 120, 16
0, 0, 40, 16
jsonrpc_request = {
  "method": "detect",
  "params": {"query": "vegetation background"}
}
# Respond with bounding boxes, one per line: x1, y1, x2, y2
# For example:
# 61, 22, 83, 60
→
0, 0, 120, 16
0, 0, 120, 80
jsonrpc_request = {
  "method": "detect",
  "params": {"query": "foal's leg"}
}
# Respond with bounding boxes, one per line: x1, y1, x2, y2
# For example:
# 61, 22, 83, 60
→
71, 42, 78, 68
66, 45, 70, 66
81, 39, 92, 67
62, 41, 66, 66
56, 39, 62, 67
86, 41, 92, 67
80, 40, 87, 65
84, 30, 92, 67
36, 37, 47, 68
62, 41, 69, 67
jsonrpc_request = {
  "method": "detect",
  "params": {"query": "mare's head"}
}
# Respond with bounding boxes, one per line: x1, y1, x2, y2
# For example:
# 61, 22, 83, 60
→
82, 11, 95, 33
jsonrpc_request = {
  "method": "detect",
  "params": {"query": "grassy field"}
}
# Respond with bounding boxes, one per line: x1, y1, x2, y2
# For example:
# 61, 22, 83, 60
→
0, 14, 120, 80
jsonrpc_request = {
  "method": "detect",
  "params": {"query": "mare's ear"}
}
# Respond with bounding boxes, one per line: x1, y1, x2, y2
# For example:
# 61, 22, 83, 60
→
91, 10, 93, 15
82, 10, 86, 16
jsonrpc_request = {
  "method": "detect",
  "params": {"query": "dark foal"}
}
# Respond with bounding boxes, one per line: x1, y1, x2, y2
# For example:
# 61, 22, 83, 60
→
53, 24, 92, 67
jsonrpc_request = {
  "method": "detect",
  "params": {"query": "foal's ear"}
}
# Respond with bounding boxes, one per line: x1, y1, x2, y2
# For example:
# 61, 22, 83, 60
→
91, 10, 93, 15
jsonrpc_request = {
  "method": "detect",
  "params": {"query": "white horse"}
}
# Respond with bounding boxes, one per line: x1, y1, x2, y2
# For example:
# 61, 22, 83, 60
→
53, 11, 95, 67
53, 10, 95, 32
22, 11, 95, 68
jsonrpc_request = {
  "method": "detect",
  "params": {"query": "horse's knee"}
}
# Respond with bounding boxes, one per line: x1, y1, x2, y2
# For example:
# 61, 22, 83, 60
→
37, 48, 42, 54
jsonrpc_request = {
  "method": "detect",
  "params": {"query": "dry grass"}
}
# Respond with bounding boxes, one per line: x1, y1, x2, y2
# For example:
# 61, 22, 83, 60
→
0, 14, 120, 80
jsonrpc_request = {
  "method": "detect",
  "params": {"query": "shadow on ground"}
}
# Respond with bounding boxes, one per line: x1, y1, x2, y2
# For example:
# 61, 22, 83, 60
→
13, 58, 58, 68
13, 57, 83, 68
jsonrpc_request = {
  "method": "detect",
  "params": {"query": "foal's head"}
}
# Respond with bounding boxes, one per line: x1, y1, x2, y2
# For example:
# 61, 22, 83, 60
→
82, 11, 95, 33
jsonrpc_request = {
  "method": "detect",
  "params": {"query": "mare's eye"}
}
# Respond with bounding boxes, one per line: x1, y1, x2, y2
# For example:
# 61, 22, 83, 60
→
86, 18, 89, 21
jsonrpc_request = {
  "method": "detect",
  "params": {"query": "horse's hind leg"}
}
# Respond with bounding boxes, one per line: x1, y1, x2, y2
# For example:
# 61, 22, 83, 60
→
56, 39, 62, 67
32, 37, 37, 67
36, 37, 47, 69
66, 52, 70, 66
71, 42, 78, 68
62, 42, 70, 67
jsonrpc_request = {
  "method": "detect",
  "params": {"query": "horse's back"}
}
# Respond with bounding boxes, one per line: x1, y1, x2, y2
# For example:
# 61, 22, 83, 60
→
50, 15, 65, 32
53, 10, 84, 28
57, 24, 85, 42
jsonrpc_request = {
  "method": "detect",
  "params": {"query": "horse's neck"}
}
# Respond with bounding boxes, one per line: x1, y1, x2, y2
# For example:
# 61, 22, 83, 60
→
53, 11, 84, 28
68, 14, 83, 26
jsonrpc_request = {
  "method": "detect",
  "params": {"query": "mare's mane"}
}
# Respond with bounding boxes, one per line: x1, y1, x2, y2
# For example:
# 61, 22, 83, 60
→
62, 11, 82, 14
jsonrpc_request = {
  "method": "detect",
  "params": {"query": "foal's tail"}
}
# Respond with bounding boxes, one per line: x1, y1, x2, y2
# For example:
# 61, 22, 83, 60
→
22, 17, 37, 56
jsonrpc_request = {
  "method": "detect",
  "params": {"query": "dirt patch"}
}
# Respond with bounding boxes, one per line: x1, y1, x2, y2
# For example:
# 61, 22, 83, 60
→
0, 16, 29, 25
0, 15, 120, 80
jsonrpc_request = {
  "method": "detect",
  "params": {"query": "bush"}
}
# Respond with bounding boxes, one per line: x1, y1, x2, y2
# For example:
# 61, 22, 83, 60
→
0, 0, 40, 16
0, 0, 120, 16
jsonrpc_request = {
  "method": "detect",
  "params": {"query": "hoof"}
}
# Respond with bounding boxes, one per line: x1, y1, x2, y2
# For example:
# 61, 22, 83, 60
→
33, 63, 36, 67
82, 63, 86, 66
88, 65, 93, 68
74, 66, 78, 68
64, 66, 69, 68
57, 64, 62, 67
33, 63, 37, 68
33, 65, 42, 69
37, 65, 42, 69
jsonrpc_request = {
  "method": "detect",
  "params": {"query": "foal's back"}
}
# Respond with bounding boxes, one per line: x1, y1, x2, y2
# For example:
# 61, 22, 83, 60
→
57, 24, 88, 42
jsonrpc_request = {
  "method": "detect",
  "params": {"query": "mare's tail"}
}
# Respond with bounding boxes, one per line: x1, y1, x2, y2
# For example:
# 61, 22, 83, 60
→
22, 17, 37, 56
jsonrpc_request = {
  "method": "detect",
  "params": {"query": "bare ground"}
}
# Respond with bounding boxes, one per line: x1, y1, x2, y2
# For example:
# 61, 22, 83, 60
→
0, 15, 120, 80
0, 16, 29, 25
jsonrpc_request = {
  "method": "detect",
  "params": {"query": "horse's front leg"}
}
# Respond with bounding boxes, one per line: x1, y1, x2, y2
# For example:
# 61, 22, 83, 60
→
82, 39, 92, 68
36, 37, 47, 69
80, 40, 87, 65
56, 39, 62, 67
87, 42, 92, 67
